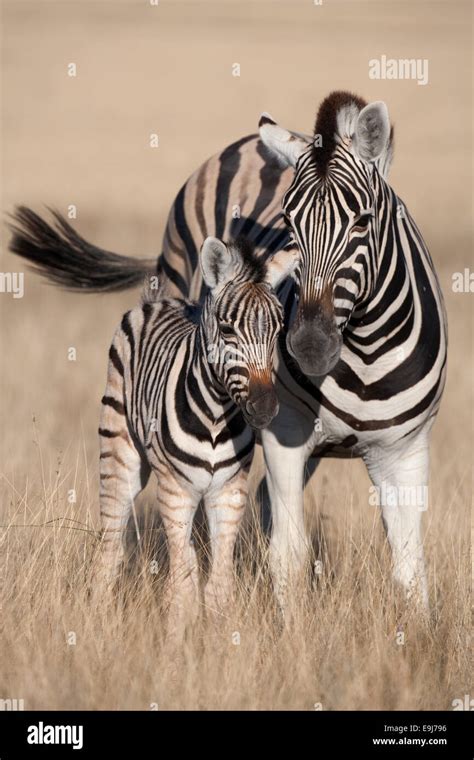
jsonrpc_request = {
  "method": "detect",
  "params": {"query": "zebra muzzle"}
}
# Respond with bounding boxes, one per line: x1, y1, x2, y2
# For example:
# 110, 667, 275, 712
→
286, 317, 342, 377
244, 386, 279, 429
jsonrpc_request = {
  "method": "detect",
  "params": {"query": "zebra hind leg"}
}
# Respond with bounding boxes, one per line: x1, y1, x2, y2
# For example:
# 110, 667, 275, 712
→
95, 402, 150, 592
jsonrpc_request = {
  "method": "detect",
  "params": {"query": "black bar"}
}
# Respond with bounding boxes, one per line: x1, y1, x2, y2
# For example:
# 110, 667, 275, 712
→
0, 710, 472, 757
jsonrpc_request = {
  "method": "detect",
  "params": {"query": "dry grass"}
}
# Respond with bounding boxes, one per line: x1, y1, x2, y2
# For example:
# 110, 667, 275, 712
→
0, 414, 470, 710
0, 0, 471, 711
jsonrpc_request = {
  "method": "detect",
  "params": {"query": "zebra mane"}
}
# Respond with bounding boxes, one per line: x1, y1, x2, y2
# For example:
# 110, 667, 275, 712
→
229, 237, 267, 284
313, 91, 394, 176
141, 273, 166, 304
140, 279, 202, 324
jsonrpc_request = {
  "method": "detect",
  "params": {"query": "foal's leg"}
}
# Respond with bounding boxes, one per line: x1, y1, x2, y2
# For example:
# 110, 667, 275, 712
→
203, 468, 249, 616
97, 400, 150, 588
156, 464, 200, 631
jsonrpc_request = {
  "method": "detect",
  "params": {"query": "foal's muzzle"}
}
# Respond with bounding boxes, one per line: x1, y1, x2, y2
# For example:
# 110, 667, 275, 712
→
243, 384, 279, 429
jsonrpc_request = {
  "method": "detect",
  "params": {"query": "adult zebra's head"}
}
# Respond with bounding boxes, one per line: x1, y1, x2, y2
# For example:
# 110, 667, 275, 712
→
200, 237, 298, 429
259, 91, 393, 376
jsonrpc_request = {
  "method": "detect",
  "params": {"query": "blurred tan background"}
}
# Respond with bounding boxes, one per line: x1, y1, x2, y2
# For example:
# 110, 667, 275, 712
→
0, 0, 472, 492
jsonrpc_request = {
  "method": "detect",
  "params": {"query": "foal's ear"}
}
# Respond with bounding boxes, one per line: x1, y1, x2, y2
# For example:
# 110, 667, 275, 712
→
265, 247, 300, 289
259, 113, 310, 168
200, 237, 234, 290
352, 101, 391, 162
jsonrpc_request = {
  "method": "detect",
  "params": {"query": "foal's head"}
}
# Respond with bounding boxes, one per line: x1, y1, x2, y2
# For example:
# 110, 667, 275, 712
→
200, 237, 298, 429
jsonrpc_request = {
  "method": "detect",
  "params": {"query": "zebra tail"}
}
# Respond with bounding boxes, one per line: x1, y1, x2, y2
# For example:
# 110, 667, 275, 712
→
8, 206, 156, 292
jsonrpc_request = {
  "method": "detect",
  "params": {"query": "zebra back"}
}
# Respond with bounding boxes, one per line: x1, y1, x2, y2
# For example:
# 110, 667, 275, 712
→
160, 135, 293, 301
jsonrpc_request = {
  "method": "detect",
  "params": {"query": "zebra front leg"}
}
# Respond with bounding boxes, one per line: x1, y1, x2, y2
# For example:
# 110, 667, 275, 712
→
156, 467, 200, 633
258, 453, 320, 536
97, 410, 150, 589
261, 406, 315, 610
203, 468, 249, 617
364, 433, 430, 611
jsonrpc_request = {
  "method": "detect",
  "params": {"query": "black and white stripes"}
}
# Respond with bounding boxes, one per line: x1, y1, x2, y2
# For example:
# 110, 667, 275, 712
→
159, 91, 448, 609
7, 90, 447, 614
96, 237, 297, 620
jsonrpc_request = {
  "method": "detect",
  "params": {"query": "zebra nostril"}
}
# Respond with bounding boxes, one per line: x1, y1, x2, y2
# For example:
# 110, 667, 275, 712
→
243, 392, 279, 428
246, 400, 256, 415
246, 392, 278, 418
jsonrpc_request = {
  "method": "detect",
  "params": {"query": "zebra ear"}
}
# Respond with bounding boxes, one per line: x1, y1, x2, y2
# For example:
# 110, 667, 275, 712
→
259, 114, 309, 168
200, 237, 234, 290
265, 247, 300, 289
352, 101, 391, 162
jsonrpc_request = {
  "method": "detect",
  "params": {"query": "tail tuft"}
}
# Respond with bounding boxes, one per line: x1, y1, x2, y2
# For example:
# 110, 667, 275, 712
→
8, 206, 156, 292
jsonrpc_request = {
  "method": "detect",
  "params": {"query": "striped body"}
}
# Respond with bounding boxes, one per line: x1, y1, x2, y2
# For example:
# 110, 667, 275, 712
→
160, 136, 292, 302
161, 138, 446, 458
103, 299, 256, 496
274, 147, 447, 457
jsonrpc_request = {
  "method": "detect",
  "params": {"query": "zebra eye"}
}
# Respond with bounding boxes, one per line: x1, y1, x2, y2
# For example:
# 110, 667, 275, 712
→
219, 322, 235, 337
354, 210, 374, 228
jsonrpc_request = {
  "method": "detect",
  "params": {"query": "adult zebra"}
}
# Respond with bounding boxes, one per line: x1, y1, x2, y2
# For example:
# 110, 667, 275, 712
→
9, 91, 447, 609
158, 91, 448, 610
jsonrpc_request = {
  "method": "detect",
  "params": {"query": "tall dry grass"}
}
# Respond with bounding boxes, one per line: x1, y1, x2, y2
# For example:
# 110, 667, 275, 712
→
0, 420, 470, 710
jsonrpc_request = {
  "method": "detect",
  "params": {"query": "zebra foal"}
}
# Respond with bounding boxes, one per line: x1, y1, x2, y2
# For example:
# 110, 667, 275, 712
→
97, 236, 297, 621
